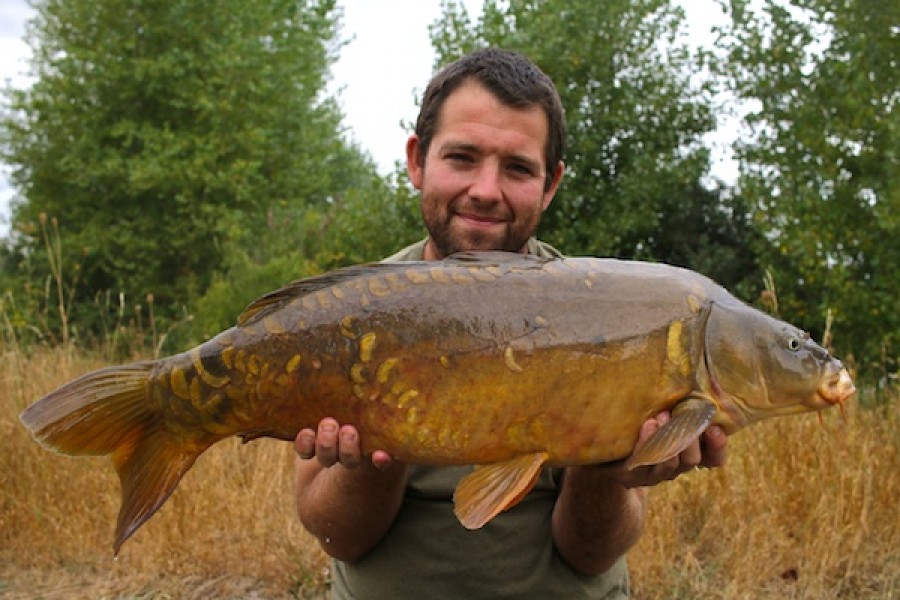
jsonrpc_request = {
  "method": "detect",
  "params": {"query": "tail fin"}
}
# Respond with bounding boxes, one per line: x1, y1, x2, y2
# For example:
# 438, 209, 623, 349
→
19, 362, 207, 554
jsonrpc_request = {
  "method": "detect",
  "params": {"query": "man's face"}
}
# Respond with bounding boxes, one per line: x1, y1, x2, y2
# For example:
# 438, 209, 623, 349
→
406, 81, 564, 260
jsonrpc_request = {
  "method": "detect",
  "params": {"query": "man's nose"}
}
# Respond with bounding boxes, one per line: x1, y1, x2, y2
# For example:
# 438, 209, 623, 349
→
468, 161, 502, 202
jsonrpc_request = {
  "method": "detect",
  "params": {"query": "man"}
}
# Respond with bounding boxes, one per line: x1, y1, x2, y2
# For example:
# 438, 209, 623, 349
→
294, 48, 727, 598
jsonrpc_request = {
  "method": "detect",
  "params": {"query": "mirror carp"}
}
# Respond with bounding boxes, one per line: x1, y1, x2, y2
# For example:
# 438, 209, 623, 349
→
20, 252, 855, 553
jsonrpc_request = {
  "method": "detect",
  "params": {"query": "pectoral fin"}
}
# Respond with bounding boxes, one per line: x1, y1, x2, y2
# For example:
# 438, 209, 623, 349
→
453, 452, 550, 529
625, 398, 716, 470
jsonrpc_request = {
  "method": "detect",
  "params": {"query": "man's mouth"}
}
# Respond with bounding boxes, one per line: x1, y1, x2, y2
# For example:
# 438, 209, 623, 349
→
455, 213, 506, 229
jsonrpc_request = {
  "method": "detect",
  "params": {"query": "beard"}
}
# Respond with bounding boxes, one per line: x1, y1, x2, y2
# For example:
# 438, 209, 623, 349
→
422, 199, 542, 259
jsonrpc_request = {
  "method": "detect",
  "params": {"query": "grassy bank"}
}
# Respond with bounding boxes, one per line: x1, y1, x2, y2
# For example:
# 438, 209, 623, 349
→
2, 348, 897, 598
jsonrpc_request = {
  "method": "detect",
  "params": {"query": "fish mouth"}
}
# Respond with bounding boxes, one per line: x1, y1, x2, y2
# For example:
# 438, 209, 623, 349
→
815, 368, 856, 408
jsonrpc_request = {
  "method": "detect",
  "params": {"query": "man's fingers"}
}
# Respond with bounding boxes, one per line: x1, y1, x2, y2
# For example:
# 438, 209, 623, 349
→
294, 428, 316, 459
338, 425, 362, 467
295, 418, 372, 469
700, 425, 727, 468
371, 450, 393, 471
316, 418, 340, 466
679, 439, 703, 471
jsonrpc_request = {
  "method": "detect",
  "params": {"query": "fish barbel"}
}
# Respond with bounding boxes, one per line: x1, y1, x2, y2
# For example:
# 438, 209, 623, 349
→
20, 252, 855, 553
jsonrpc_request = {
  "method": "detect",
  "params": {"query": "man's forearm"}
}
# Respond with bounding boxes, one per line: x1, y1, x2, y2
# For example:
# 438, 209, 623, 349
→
295, 459, 408, 563
552, 467, 648, 575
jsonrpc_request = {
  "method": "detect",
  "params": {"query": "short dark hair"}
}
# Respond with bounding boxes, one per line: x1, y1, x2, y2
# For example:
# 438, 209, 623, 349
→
414, 48, 566, 191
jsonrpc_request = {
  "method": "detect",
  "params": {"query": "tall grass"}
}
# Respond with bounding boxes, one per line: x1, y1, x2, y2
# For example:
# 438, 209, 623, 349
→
1, 348, 327, 599
2, 347, 898, 599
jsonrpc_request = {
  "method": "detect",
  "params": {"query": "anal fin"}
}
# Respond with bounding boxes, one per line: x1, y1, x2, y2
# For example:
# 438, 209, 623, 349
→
453, 452, 549, 529
625, 398, 716, 470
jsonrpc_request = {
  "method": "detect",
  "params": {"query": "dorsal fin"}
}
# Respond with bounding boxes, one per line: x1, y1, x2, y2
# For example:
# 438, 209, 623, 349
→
237, 252, 556, 327
237, 262, 393, 326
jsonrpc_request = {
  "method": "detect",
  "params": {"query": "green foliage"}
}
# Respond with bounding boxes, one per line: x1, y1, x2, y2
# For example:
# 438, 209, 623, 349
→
0, 0, 363, 330
191, 169, 423, 337
312, 169, 425, 268
715, 0, 899, 382
619, 183, 765, 297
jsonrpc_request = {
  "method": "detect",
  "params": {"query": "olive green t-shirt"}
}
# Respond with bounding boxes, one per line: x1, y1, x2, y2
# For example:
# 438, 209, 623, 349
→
329, 239, 630, 599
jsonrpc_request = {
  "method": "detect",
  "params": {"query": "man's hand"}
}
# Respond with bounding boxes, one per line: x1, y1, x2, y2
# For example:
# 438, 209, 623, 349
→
552, 411, 728, 574
589, 410, 728, 489
294, 417, 393, 470
294, 417, 405, 562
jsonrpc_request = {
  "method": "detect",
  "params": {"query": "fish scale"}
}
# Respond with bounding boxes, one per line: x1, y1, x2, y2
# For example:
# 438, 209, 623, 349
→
19, 251, 855, 553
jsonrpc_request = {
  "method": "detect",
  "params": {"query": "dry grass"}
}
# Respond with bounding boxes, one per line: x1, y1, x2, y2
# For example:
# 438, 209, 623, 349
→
2, 347, 898, 598
631, 400, 899, 599
1, 348, 328, 599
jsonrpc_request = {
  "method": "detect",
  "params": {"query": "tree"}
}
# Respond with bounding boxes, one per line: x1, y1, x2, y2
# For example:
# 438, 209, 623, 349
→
429, 0, 763, 294
0, 0, 368, 328
715, 0, 899, 383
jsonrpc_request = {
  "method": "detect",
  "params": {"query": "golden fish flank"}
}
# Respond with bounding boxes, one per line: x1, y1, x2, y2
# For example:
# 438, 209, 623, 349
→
376, 358, 401, 384
687, 294, 703, 315
467, 265, 498, 282
507, 415, 545, 450
384, 272, 409, 292
158, 379, 201, 427
221, 345, 235, 369
313, 290, 330, 309
189, 348, 230, 388
233, 349, 246, 373
340, 315, 357, 340
350, 363, 367, 385
504, 346, 524, 373
301, 295, 318, 311
665, 321, 692, 377
18, 252, 856, 554
247, 354, 261, 377
359, 333, 377, 363
169, 366, 191, 401
262, 314, 287, 335
285, 354, 303, 374
189, 378, 203, 405
367, 276, 391, 297
451, 270, 475, 284
404, 268, 432, 284
396, 389, 419, 408
429, 266, 451, 283
352, 384, 367, 401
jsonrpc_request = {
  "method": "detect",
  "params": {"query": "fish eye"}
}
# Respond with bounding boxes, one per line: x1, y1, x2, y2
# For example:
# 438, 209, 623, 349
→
786, 336, 802, 352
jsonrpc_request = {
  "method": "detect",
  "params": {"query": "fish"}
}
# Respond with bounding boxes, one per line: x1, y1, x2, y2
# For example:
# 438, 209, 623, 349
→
19, 251, 855, 554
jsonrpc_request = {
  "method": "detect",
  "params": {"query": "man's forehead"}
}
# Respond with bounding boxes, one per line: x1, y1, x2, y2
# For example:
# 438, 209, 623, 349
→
432, 82, 548, 150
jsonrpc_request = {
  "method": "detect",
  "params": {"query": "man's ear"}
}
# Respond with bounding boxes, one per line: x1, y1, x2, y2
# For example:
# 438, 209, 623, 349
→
541, 160, 565, 211
406, 135, 424, 189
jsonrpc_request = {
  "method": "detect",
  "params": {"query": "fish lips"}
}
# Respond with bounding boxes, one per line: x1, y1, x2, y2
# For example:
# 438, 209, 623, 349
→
812, 367, 856, 409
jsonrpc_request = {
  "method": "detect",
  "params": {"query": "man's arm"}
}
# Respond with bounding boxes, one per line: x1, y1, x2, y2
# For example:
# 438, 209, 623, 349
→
295, 412, 727, 569
294, 418, 407, 563
552, 413, 728, 575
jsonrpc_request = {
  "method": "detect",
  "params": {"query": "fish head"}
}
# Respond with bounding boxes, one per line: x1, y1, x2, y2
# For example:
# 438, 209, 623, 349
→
703, 302, 856, 427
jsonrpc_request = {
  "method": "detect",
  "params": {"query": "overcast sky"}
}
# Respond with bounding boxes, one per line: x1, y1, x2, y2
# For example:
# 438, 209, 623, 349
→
0, 0, 735, 233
